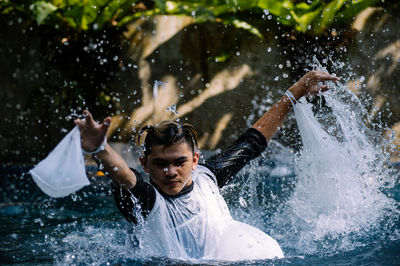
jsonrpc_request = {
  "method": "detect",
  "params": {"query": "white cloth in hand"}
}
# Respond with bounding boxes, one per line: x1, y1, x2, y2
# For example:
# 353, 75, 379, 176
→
30, 126, 90, 197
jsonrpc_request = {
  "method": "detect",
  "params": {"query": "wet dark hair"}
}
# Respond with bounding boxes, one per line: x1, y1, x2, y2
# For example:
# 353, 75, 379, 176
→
137, 121, 199, 157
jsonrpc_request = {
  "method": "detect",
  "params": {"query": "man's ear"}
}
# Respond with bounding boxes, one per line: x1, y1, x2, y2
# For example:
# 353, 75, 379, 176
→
139, 156, 149, 173
192, 151, 200, 171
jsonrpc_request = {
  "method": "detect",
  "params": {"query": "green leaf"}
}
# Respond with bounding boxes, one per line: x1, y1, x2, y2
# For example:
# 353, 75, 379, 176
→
30, 1, 58, 25
4, 0, 384, 34
257, 0, 295, 26
294, 0, 322, 14
117, 10, 159, 26
231, 18, 263, 39
339, 0, 380, 22
154, 0, 166, 13
63, 4, 85, 29
258, 0, 293, 16
313, 0, 346, 33
291, 6, 323, 32
209, 51, 232, 63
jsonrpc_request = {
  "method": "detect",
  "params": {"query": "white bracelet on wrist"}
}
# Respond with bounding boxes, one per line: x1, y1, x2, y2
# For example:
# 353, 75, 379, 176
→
285, 90, 298, 106
82, 138, 107, 155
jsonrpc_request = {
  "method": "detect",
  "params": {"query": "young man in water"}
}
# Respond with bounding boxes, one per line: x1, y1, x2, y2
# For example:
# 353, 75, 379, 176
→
75, 70, 338, 260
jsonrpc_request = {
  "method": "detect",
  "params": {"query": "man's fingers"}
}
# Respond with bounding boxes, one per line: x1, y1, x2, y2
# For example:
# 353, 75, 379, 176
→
102, 117, 112, 128
83, 110, 95, 126
99, 117, 112, 136
308, 86, 328, 95
321, 76, 340, 82
319, 84, 329, 92
316, 71, 340, 82
74, 118, 84, 128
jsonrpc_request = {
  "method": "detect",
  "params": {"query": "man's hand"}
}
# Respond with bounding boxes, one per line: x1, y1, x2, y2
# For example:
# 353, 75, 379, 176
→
289, 70, 340, 99
252, 70, 340, 140
74, 110, 111, 152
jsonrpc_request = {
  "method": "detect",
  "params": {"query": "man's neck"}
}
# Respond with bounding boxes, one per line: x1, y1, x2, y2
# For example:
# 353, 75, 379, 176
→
150, 180, 194, 198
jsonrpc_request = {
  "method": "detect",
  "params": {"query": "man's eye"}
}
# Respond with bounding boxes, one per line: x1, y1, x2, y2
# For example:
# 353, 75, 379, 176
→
175, 161, 186, 166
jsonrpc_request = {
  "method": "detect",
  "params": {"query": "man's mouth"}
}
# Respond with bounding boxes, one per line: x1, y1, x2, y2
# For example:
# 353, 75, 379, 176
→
165, 181, 179, 187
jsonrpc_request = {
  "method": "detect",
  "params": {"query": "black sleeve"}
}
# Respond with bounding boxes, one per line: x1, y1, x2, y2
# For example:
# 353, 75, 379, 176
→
112, 168, 156, 224
202, 128, 268, 188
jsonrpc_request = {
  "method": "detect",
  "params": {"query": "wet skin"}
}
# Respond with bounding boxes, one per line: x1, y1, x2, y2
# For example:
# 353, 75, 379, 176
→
140, 141, 200, 196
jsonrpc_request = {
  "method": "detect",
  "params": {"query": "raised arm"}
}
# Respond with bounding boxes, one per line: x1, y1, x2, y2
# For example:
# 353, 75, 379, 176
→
252, 70, 339, 140
74, 110, 137, 189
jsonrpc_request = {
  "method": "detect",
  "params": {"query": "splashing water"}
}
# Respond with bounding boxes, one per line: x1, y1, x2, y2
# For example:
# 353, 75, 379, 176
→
225, 59, 400, 260
153, 80, 167, 99
166, 104, 180, 115
264, 70, 399, 256
2, 59, 399, 264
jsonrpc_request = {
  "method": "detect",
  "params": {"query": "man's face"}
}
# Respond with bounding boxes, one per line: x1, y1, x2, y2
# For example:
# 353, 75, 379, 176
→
140, 141, 199, 196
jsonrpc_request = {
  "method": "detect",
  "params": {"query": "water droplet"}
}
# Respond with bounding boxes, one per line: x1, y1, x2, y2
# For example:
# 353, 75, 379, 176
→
140, 144, 146, 152
239, 196, 247, 208
71, 194, 77, 201
166, 104, 180, 115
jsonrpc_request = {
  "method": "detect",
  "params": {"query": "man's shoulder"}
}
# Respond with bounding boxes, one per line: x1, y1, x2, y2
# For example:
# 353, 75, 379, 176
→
194, 165, 218, 184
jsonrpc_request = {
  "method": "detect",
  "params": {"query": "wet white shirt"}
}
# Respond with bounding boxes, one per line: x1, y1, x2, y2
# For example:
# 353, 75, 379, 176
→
132, 165, 284, 261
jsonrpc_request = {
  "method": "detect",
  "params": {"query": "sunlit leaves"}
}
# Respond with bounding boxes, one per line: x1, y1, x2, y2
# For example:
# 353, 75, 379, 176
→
258, 0, 293, 22
340, 0, 381, 22
154, 0, 166, 12
257, 0, 380, 34
1, 0, 384, 35
313, 0, 346, 33
231, 18, 263, 39
30, 1, 57, 24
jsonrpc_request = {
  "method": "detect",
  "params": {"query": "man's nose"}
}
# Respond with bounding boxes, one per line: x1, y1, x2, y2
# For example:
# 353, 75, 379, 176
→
163, 166, 178, 177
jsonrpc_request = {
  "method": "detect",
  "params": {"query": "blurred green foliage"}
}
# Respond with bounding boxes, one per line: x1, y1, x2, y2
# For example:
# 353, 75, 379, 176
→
1, 0, 382, 36
0, 0, 384, 123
